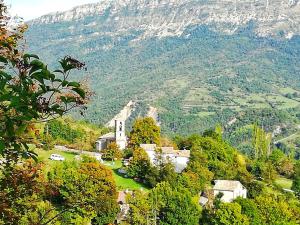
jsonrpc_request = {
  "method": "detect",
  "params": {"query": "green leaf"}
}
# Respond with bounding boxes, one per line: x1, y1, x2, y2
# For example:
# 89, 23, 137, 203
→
60, 59, 71, 73
31, 72, 45, 84
23, 53, 39, 60
10, 96, 20, 107
62, 80, 69, 87
72, 87, 85, 98
54, 69, 64, 74
54, 78, 62, 82
29, 60, 45, 74
49, 73, 55, 81
0, 56, 8, 64
51, 104, 61, 110
0, 71, 12, 79
30, 60, 45, 69
43, 69, 52, 80
60, 96, 67, 103
26, 150, 38, 162
68, 82, 80, 88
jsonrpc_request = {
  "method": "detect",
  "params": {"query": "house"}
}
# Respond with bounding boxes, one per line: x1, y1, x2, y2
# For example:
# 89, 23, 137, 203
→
213, 180, 247, 203
140, 144, 190, 173
96, 118, 127, 151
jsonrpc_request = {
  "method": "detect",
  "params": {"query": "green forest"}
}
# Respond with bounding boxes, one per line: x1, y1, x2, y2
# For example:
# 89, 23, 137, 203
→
25, 12, 300, 154
26, 15, 300, 141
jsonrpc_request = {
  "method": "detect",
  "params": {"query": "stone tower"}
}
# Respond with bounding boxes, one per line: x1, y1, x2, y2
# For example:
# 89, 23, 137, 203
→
115, 118, 127, 150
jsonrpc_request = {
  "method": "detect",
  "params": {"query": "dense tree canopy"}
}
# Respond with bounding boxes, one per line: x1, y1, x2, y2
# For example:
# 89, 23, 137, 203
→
127, 147, 151, 180
210, 202, 249, 225
145, 148, 177, 187
127, 182, 201, 225
129, 117, 161, 148
179, 133, 252, 184
102, 142, 123, 160
48, 161, 119, 224
0, 161, 52, 224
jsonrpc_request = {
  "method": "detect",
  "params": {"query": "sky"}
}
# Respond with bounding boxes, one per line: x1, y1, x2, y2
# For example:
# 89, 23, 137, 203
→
5, 0, 100, 21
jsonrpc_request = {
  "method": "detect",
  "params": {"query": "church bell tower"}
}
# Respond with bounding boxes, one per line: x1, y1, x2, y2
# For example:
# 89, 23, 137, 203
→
115, 119, 127, 150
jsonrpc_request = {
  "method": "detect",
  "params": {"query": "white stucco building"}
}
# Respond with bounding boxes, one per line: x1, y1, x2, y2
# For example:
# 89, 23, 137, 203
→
140, 144, 190, 173
213, 180, 247, 203
96, 119, 127, 151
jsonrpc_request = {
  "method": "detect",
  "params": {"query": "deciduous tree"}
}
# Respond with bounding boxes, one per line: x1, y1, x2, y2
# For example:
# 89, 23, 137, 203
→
150, 182, 201, 225
0, 1, 89, 167
127, 147, 151, 180
48, 162, 119, 224
210, 202, 249, 225
102, 142, 123, 160
129, 117, 160, 148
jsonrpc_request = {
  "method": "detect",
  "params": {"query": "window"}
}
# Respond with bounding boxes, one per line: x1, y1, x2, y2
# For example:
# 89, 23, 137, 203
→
119, 122, 123, 131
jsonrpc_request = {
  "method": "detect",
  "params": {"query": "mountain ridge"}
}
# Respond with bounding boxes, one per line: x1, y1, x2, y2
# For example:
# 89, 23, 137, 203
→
26, 0, 300, 137
30, 0, 300, 39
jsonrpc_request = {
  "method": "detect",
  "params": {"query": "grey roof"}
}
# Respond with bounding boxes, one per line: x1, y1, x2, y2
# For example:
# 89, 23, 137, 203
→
140, 144, 157, 151
213, 180, 245, 191
140, 144, 190, 158
98, 132, 115, 140
161, 147, 175, 152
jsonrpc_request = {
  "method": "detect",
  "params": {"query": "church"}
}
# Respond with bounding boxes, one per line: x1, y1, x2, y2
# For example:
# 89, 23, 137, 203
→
95, 119, 127, 151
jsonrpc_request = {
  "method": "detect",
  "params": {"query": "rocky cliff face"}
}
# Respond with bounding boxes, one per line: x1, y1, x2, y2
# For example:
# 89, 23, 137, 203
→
30, 0, 300, 39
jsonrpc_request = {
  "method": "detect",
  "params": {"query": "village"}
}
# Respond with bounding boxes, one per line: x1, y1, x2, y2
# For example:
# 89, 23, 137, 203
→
1, 0, 300, 222
48, 117, 245, 223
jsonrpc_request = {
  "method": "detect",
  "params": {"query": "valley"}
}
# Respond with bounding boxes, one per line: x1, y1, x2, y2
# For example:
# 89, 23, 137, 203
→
24, 0, 300, 148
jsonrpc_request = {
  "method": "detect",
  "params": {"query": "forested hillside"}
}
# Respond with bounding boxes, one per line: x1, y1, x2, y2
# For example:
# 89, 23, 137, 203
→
25, 0, 300, 140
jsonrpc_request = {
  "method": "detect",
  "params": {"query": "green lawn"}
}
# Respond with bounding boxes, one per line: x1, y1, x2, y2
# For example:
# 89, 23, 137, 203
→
103, 160, 149, 191
275, 177, 293, 189
34, 148, 78, 167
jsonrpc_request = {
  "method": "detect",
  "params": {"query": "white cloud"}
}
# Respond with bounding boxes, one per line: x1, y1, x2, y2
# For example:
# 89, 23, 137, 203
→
6, 0, 100, 21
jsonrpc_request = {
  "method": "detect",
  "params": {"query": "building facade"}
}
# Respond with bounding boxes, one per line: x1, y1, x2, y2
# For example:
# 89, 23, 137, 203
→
140, 144, 190, 173
96, 119, 127, 151
213, 180, 247, 203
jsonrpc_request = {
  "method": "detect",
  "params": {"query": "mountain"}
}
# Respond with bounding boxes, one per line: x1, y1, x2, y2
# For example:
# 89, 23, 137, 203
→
26, 0, 300, 138
30, 0, 300, 39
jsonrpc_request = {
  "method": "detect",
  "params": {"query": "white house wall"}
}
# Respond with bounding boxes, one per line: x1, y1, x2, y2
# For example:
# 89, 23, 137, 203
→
145, 151, 189, 173
214, 188, 247, 203
214, 190, 235, 203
